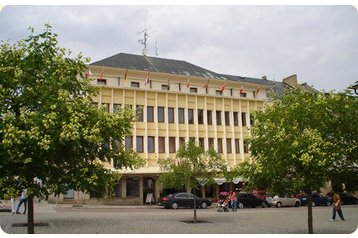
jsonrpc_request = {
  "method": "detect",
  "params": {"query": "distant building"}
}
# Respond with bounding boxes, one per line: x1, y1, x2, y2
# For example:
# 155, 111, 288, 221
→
51, 53, 316, 205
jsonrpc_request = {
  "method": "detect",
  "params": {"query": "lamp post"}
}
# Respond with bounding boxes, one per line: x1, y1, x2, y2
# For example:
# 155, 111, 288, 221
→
349, 81, 358, 95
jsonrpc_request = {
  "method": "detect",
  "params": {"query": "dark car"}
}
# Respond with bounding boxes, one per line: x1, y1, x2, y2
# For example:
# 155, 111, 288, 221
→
158, 192, 212, 209
326, 192, 358, 205
236, 192, 268, 208
300, 194, 332, 206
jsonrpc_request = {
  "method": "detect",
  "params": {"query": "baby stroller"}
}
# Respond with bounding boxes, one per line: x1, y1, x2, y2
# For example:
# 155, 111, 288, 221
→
217, 199, 230, 212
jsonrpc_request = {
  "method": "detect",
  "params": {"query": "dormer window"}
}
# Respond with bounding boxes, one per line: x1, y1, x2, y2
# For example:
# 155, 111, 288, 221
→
190, 87, 198, 93
131, 82, 140, 88
162, 84, 170, 90
97, 78, 107, 85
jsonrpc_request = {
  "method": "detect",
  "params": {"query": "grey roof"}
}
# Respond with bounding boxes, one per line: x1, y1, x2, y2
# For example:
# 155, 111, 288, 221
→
91, 53, 226, 80
221, 74, 272, 86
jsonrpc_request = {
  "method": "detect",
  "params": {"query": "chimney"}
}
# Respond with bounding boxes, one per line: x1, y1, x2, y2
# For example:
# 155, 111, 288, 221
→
262, 76, 267, 80
282, 74, 298, 88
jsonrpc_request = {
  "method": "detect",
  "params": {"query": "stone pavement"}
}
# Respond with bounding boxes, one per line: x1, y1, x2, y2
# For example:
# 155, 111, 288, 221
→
0, 202, 357, 234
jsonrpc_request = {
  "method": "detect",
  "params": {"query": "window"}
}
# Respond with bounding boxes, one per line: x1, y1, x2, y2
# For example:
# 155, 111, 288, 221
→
91, 102, 98, 108
253, 90, 256, 98
136, 136, 143, 153
136, 105, 143, 122
126, 178, 139, 196
217, 138, 223, 153
178, 108, 185, 124
225, 111, 230, 126
147, 136, 155, 153
198, 109, 204, 124
240, 92, 247, 97
235, 139, 240, 154
226, 138, 232, 153
216, 90, 223, 95
230, 88, 234, 96
169, 137, 176, 153
147, 106, 154, 122
168, 107, 175, 123
162, 84, 170, 90
131, 82, 140, 88
199, 138, 204, 148
125, 136, 133, 149
233, 112, 239, 126
207, 110, 212, 125
188, 109, 194, 124
158, 137, 165, 153
97, 78, 107, 85
241, 112, 247, 127
250, 114, 255, 126
179, 137, 185, 148
216, 111, 222, 125
101, 103, 110, 113
190, 87, 198, 93
158, 107, 165, 123
205, 87, 209, 94
113, 104, 121, 112
178, 83, 182, 91
243, 140, 249, 153
208, 138, 214, 148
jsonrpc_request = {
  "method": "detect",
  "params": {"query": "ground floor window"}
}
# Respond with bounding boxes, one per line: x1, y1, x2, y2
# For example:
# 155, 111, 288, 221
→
126, 178, 139, 196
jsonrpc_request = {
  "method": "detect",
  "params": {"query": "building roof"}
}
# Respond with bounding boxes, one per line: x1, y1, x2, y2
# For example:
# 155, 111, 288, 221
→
91, 53, 226, 80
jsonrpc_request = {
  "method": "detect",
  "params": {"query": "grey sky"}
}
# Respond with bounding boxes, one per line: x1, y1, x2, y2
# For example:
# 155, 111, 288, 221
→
0, 5, 357, 91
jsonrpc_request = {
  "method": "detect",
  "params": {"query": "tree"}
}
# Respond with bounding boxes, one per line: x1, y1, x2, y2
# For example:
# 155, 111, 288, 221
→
0, 24, 145, 233
158, 139, 227, 223
233, 89, 358, 234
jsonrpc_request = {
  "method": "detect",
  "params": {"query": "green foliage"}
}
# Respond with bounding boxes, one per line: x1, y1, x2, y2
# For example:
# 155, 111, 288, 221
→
158, 139, 227, 192
0, 24, 145, 199
234, 89, 358, 195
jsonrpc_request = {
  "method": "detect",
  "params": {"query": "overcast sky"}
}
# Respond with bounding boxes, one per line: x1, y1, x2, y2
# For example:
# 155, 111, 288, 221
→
0, 5, 357, 92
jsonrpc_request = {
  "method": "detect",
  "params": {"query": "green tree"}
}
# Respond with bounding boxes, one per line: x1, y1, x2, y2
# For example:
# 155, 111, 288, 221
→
233, 89, 358, 234
158, 139, 227, 223
0, 25, 145, 233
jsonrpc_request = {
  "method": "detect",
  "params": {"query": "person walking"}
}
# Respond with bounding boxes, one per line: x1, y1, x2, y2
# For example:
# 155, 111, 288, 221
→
329, 193, 345, 221
230, 190, 238, 212
16, 189, 28, 215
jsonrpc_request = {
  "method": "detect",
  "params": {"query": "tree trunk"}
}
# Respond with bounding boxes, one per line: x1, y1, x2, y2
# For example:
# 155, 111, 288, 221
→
307, 192, 313, 234
27, 196, 34, 234
193, 194, 197, 223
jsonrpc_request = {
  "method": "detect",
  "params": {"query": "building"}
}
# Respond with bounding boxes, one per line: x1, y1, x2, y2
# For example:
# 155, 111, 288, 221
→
51, 53, 314, 205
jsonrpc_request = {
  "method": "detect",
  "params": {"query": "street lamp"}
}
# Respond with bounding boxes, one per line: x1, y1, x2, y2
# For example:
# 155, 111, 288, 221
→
349, 81, 358, 95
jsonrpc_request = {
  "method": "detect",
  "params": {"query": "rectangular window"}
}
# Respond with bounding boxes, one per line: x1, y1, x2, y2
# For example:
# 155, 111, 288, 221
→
169, 137, 176, 153
97, 78, 107, 85
136, 136, 143, 153
125, 136, 133, 149
147, 106, 154, 122
199, 138, 204, 148
179, 137, 185, 148
253, 90, 256, 98
162, 84, 170, 90
225, 111, 230, 126
208, 138, 214, 149
241, 112, 247, 127
233, 112, 239, 126
136, 105, 143, 122
230, 88, 234, 96
207, 110, 212, 125
243, 140, 249, 153
158, 107, 165, 123
126, 178, 139, 196
250, 114, 255, 126
168, 107, 175, 123
216, 111, 222, 125
235, 139, 240, 154
217, 138, 223, 153
205, 87, 209, 94
190, 87, 198, 93
147, 136, 155, 153
226, 138, 232, 153
101, 103, 110, 113
131, 82, 140, 88
113, 103, 121, 112
178, 108, 185, 124
216, 90, 223, 95
91, 102, 98, 108
188, 109, 194, 124
198, 109, 204, 124
178, 83, 182, 91
240, 92, 247, 98
158, 137, 165, 153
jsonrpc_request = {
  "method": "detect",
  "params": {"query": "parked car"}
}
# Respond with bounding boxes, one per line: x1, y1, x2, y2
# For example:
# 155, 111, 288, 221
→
300, 194, 332, 206
158, 192, 212, 209
266, 195, 301, 207
326, 192, 358, 205
236, 192, 268, 208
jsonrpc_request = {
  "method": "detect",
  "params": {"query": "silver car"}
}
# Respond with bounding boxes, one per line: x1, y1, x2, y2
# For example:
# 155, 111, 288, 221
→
267, 195, 301, 207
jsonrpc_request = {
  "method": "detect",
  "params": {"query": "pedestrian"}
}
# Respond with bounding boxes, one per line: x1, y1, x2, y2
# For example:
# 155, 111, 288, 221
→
16, 189, 28, 215
329, 193, 345, 221
230, 190, 238, 212
11, 191, 21, 215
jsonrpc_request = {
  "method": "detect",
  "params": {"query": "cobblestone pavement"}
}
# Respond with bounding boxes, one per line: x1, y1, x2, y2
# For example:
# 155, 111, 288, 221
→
0, 202, 357, 234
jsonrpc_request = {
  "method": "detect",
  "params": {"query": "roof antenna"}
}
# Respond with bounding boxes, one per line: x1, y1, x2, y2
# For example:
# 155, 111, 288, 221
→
138, 11, 150, 56
155, 40, 159, 57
